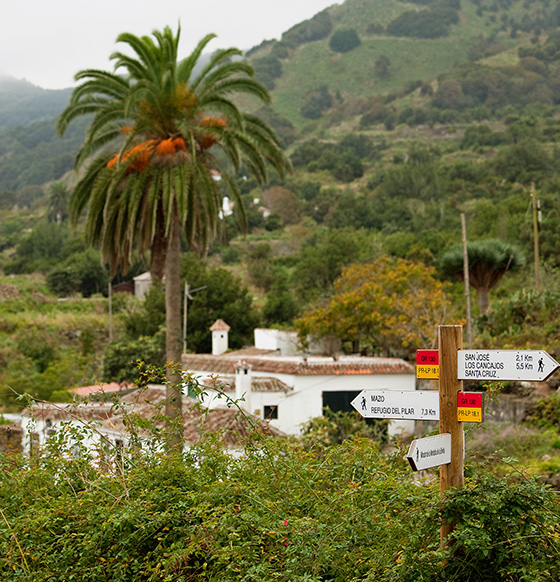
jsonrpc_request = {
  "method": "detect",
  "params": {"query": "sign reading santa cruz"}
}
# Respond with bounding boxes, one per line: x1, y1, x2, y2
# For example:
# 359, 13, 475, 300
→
457, 350, 560, 382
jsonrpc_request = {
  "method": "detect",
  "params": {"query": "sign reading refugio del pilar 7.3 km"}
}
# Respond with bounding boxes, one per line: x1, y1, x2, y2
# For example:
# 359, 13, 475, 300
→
457, 350, 560, 382
351, 390, 439, 421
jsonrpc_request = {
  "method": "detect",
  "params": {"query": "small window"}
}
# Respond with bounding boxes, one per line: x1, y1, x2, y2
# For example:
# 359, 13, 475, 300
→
264, 405, 278, 420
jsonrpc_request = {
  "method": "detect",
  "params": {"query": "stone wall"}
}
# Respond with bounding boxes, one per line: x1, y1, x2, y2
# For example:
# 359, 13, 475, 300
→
486, 394, 528, 424
0, 424, 23, 453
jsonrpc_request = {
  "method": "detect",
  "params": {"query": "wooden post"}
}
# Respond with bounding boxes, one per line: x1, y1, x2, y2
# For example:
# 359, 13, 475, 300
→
439, 325, 464, 544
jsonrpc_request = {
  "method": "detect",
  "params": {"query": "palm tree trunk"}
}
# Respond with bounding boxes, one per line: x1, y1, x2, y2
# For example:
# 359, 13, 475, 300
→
477, 288, 490, 314
150, 204, 167, 279
164, 204, 184, 451
150, 229, 167, 280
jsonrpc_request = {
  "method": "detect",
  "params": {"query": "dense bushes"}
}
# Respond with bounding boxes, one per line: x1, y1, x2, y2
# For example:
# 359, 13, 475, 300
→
253, 55, 283, 89
398, 471, 560, 582
1, 418, 559, 581
0, 430, 426, 581
386, 3, 459, 38
290, 134, 376, 182
432, 62, 560, 111
300, 86, 333, 120
282, 10, 333, 48
329, 28, 361, 53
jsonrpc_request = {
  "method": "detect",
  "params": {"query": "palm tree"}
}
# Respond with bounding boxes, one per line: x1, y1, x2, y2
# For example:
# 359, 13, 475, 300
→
439, 239, 524, 314
57, 26, 291, 446
47, 182, 69, 224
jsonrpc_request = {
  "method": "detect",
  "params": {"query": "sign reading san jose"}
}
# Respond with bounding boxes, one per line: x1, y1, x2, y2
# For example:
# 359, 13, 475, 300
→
351, 390, 439, 420
457, 350, 560, 382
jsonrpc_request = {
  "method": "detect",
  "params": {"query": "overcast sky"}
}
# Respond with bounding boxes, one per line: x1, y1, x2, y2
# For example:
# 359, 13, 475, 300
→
2, 0, 340, 90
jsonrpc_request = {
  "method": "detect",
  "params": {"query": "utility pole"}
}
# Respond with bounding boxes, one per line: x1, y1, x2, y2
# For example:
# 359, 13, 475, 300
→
108, 282, 113, 342
461, 213, 472, 349
531, 182, 541, 292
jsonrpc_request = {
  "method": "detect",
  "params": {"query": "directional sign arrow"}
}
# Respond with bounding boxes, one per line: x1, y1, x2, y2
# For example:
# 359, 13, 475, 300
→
407, 433, 452, 471
351, 390, 439, 421
458, 350, 560, 382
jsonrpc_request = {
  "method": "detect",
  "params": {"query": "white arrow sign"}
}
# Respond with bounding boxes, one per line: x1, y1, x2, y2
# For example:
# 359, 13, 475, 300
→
351, 390, 439, 421
407, 433, 452, 471
457, 350, 560, 382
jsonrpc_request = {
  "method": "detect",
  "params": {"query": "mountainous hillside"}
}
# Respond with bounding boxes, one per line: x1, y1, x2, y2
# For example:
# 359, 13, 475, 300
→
246, 0, 560, 131
0, 75, 72, 130
1, 0, 559, 194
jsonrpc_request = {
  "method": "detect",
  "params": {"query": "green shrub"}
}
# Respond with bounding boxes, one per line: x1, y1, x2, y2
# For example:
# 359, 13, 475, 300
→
329, 28, 361, 53
282, 10, 333, 47
253, 55, 283, 89
0, 423, 431, 581
397, 471, 560, 582
386, 6, 458, 39
525, 393, 560, 431
300, 86, 333, 120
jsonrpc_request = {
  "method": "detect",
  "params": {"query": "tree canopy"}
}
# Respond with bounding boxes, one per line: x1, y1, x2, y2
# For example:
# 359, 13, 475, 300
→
297, 257, 451, 356
439, 239, 524, 313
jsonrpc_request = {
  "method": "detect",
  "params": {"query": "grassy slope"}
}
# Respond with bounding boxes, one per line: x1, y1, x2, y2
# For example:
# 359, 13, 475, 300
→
256, 0, 535, 129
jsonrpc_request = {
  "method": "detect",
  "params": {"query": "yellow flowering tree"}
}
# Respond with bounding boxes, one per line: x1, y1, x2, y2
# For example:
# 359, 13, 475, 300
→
297, 257, 451, 356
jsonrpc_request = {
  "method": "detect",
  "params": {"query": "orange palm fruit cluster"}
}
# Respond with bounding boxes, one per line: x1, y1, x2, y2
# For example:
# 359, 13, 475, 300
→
107, 136, 189, 172
199, 116, 227, 128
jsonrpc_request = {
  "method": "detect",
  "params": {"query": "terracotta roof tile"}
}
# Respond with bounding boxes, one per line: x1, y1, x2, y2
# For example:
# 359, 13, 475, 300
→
24, 386, 283, 445
182, 354, 413, 376
209, 319, 230, 331
69, 382, 133, 397
200, 375, 292, 393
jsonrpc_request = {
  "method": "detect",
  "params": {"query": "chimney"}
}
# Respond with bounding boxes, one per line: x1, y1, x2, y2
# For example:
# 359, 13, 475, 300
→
209, 319, 231, 355
235, 361, 252, 413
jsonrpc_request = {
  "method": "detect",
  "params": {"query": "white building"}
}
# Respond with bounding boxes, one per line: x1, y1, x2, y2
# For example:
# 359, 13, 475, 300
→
133, 271, 153, 300
182, 323, 418, 437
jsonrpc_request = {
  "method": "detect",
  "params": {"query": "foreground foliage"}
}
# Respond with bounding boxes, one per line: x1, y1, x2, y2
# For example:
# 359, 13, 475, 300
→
0, 420, 559, 581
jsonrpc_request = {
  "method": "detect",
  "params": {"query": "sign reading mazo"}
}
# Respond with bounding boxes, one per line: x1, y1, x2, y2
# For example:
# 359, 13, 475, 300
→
458, 350, 560, 382
351, 390, 439, 420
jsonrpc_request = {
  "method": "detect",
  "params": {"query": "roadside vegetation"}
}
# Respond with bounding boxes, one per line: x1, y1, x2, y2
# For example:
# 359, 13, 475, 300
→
1, 381, 559, 581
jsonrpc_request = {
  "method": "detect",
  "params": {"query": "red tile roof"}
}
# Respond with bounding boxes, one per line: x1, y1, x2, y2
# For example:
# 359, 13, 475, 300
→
209, 319, 231, 331
182, 354, 413, 376
69, 382, 133, 397
200, 375, 292, 393
24, 386, 283, 445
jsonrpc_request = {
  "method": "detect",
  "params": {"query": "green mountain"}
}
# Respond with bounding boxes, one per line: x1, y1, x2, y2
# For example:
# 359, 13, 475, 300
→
1, 0, 559, 194
0, 75, 72, 130
4, 0, 560, 400
246, 0, 560, 131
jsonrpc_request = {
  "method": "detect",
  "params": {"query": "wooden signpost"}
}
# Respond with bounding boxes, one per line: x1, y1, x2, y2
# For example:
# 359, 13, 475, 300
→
438, 325, 464, 542
352, 325, 559, 544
